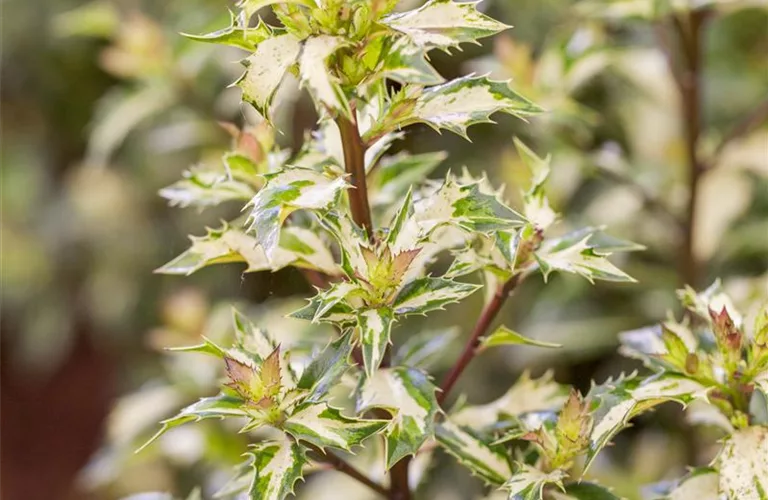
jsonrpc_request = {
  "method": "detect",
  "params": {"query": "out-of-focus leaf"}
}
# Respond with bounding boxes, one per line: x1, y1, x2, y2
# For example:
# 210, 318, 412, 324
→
536, 236, 635, 284
159, 168, 255, 209
394, 327, 460, 369
298, 35, 352, 118
479, 325, 562, 350
718, 425, 768, 499
182, 15, 272, 51
504, 466, 566, 500
297, 332, 352, 403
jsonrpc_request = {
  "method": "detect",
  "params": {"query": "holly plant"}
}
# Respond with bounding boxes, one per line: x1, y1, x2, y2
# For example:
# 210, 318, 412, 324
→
136, 1, 765, 499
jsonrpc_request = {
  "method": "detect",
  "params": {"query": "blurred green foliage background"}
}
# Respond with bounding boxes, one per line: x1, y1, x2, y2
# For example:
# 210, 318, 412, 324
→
1, 0, 766, 499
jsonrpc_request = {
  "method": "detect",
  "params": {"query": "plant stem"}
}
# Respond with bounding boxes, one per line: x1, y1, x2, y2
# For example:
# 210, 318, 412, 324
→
389, 459, 411, 500
707, 96, 768, 169
337, 113, 374, 239
438, 273, 523, 405
305, 442, 389, 497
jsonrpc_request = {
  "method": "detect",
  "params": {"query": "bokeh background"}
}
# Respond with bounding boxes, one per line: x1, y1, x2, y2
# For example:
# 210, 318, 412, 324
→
2, 0, 767, 499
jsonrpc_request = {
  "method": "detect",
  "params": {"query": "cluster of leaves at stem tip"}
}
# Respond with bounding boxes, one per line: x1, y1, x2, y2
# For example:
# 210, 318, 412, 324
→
139, 1, 768, 499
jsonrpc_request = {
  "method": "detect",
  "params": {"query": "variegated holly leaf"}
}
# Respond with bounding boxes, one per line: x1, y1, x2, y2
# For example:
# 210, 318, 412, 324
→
435, 420, 513, 486
393, 277, 479, 316
370, 150, 447, 206
377, 40, 445, 85
246, 436, 307, 500
290, 288, 357, 326
479, 325, 562, 351
585, 373, 709, 472
513, 138, 557, 231
358, 307, 395, 377
536, 236, 635, 284
159, 168, 255, 209
298, 35, 352, 118
451, 370, 569, 430
282, 403, 387, 451
237, 33, 302, 121
356, 367, 439, 468
137, 394, 247, 452
369, 76, 541, 141
652, 468, 719, 500
382, 0, 510, 51
297, 332, 352, 403
504, 465, 566, 500
718, 425, 768, 499
156, 224, 337, 276
182, 14, 272, 51
245, 167, 348, 257
394, 327, 460, 369
544, 226, 645, 255
319, 211, 369, 278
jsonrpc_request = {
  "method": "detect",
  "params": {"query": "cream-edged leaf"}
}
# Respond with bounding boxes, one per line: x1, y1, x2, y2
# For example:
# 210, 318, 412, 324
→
237, 33, 302, 120
479, 325, 562, 350
159, 168, 255, 209
504, 466, 566, 500
245, 167, 348, 257
718, 425, 768, 499
382, 0, 510, 50
536, 236, 635, 284
393, 277, 480, 316
661, 468, 720, 500
137, 394, 247, 452
247, 436, 307, 500
156, 224, 336, 276
356, 367, 440, 468
283, 403, 387, 451
182, 14, 272, 51
357, 307, 395, 377
451, 370, 568, 430
377, 40, 445, 85
394, 327, 460, 369
319, 211, 369, 279
435, 420, 513, 486
297, 332, 353, 403
298, 35, 352, 118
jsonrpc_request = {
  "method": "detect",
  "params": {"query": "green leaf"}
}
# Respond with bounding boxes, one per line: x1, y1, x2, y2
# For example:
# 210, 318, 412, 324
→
393, 277, 479, 316
451, 370, 568, 430
159, 168, 255, 209
382, 0, 510, 50
374, 76, 541, 141
308, 281, 359, 322
138, 394, 247, 452
246, 168, 348, 257
247, 436, 307, 500
237, 33, 302, 121
394, 327, 460, 369
297, 332, 352, 403
585, 373, 708, 472
556, 481, 621, 500
545, 227, 645, 254
356, 367, 440, 468
718, 426, 768, 499
435, 420, 513, 486
156, 224, 336, 276
357, 307, 395, 377
283, 403, 387, 451
479, 325, 562, 350
298, 36, 352, 118
319, 211, 369, 279
504, 465, 566, 500
182, 14, 272, 51
377, 40, 445, 85
536, 236, 635, 284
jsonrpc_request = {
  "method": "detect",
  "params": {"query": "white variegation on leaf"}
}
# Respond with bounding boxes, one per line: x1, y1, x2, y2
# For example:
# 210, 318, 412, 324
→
382, 0, 510, 50
451, 370, 568, 430
514, 138, 557, 231
156, 224, 336, 276
377, 40, 445, 85
394, 327, 460, 369
159, 168, 255, 209
247, 436, 307, 500
319, 211, 369, 279
585, 374, 709, 472
138, 394, 248, 452
181, 14, 272, 51
393, 277, 480, 316
479, 325, 562, 350
662, 468, 720, 500
356, 367, 439, 468
357, 307, 395, 377
298, 36, 352, 118
237, 0, 316, 26
401, 76, 541, 139
718, 425, 768, 499
296, 332, 353, 403
435, 420, 513, 486
246, 167, 348, 257
237, 33, 302, 121
536, 236, 635, 284
282, 403, 387, 451
504, 466, 566, 500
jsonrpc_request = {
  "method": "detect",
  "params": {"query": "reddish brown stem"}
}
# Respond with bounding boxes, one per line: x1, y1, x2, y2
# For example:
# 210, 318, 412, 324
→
337, 114, 374, 239
438, 274, 523, 405
305, 442, 389, 497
